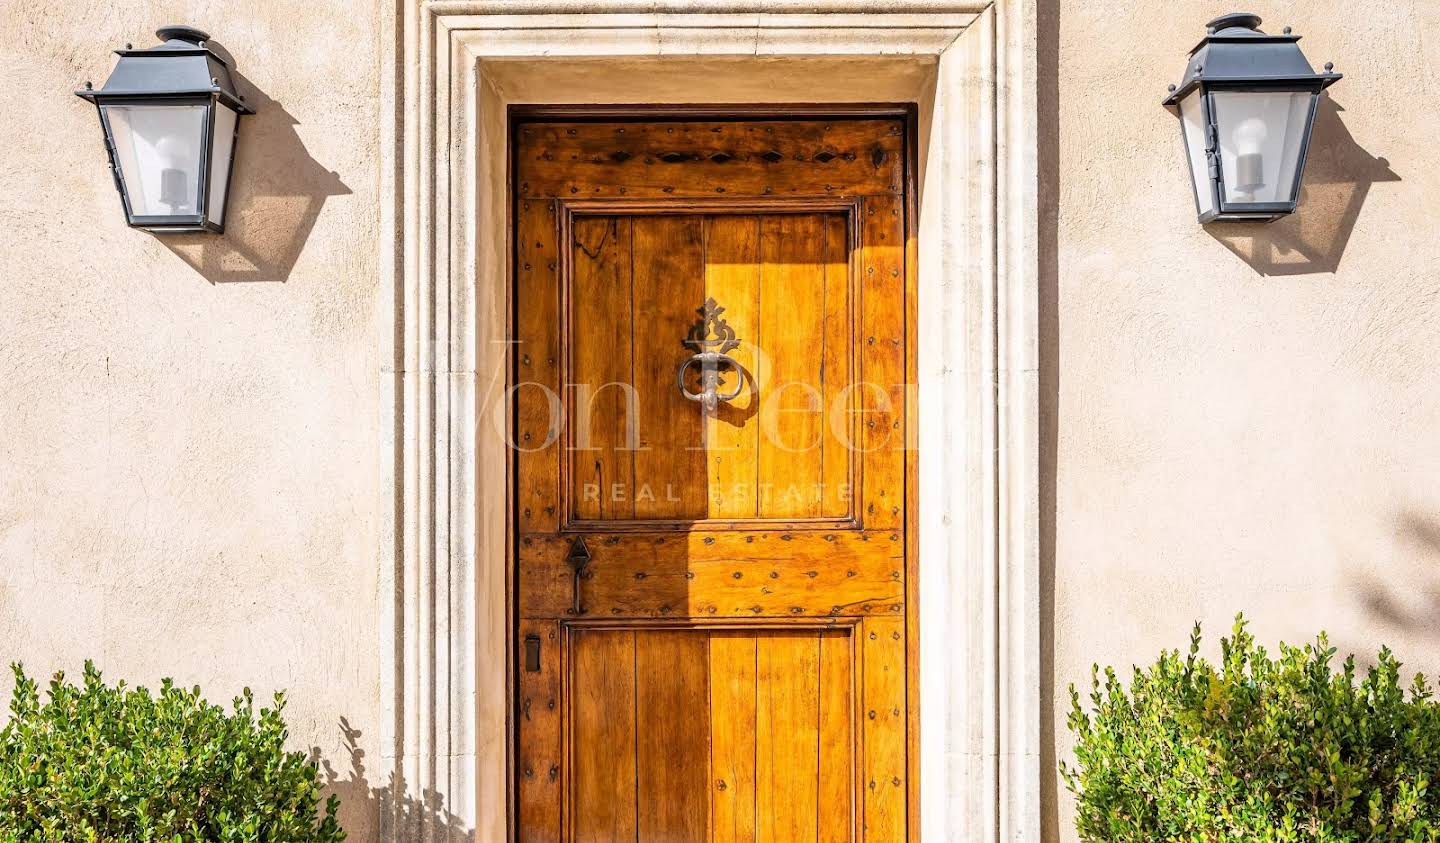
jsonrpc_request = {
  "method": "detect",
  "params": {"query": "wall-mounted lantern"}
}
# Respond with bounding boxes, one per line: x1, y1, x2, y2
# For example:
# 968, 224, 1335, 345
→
1164, 13, 1340, 223
76, 26, 252, 233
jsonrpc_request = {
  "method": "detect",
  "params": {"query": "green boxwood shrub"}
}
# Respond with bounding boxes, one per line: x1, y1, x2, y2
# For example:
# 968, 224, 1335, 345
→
0, 661, 344, 842
1062, 615, 1440, 842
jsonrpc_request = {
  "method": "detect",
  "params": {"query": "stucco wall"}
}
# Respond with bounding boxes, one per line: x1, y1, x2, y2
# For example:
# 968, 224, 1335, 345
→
1044, 0, 1440, 839
0, 0, 383, 837
3, 0, 1440, 841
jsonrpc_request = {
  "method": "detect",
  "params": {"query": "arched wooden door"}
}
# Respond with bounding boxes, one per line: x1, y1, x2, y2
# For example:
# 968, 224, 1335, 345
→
512, 107, 914, 843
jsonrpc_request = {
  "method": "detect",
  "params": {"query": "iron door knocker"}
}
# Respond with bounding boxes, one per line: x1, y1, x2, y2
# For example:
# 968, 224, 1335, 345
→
677, 297, 746, 412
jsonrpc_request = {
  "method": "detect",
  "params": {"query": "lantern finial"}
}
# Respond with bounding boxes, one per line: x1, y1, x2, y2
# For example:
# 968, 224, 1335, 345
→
1206, 13, 1262, 34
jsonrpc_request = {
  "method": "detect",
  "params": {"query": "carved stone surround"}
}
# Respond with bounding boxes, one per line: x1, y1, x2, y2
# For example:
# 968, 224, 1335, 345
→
380, 2, 1039, 840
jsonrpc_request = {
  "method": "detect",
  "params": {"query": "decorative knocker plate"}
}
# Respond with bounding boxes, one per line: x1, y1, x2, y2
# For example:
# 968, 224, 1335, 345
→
677, 298, 745, 412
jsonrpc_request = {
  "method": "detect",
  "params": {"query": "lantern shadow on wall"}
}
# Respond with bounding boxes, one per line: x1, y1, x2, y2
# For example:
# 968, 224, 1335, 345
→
1205, 97, 1398, 277
161, 65, 351, 284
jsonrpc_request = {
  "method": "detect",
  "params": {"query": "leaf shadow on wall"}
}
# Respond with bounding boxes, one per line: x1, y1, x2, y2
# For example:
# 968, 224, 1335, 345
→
316, 718, 472, 842
160, 69, 351, 284
1205, 97, 1398, 276
1349, 514, 1440, 659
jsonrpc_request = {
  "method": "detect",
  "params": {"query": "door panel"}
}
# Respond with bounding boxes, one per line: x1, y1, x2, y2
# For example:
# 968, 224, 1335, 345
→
518, 619, 563, 842
566, 212, 855, 525
710, 632, 759, 843
635, 631, 711, 841
818, 214, 854, 521
571, 629, 638, 843
860, 616, 906, 841
514, 112, 912, 843
568, 628, 855, 843
818, 630, 855, 843
570, 216, 635, 521
518, 531, 902, 620
755, 631, 820, 842
856, 196, 907, 530
514, 119, 904, 198
516, 199, 562, 534
755, 214, 834, 520
703, 217, 762, 520
630, 216, 709, 520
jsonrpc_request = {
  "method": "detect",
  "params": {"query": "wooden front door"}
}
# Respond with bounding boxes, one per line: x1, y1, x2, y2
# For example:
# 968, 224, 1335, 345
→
513, 108, 914, 843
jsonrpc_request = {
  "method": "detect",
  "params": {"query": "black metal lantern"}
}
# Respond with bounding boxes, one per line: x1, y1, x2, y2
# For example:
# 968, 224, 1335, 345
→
76, 26, 253, 233
1163, 13, 1340, 223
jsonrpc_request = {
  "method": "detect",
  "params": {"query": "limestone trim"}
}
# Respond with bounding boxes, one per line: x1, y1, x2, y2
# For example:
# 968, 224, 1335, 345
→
380, 1, 1039, 840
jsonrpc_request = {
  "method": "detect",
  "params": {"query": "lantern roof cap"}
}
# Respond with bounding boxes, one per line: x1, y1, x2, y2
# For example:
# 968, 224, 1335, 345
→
1163, 11, 1340, 106
154, 25, 211, 46
1205, 12, 1264, 38
75, 24, 253, 114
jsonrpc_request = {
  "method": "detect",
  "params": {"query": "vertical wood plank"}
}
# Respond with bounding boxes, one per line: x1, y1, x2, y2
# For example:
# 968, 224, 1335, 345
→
710, 632, 758, 843
636, 631, 711, 842
570, 216, 635, 520
756, 633, 820, 843
631, 216, 708, 519
858, 196, 906, 530
572, 629, 637, 843
703, 215, 762, 519
818, 629, 854, 843
820, 214, 853, 519
517, 620, 562, 843
757, 215, 827, 518
515, 199, 561, 532
860, 617, 906, 843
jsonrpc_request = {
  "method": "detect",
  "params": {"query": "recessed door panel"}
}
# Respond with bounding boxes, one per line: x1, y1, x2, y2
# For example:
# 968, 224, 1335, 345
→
568, 628, 856, 843
567, 211, 855, 526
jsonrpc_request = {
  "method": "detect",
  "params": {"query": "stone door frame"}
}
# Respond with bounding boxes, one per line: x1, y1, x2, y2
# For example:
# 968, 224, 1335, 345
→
380, 2, 1040, 840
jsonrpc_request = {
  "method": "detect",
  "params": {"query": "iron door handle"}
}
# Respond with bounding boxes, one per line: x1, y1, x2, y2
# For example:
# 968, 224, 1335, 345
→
677, 351, 744, 412
566, 536, 591, 616
677, 297, 746, 413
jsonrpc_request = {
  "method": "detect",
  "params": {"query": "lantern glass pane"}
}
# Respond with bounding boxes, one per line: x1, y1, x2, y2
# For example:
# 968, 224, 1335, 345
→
1177, 90, 1215, 218
206, 104, 238, 226
104, 104, 207, 218
1212, 91, 1312, 205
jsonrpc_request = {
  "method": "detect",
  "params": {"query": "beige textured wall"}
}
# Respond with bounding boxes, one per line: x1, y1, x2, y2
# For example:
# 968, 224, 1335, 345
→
0, 0, 382, 838
1043, 1, 1440, 839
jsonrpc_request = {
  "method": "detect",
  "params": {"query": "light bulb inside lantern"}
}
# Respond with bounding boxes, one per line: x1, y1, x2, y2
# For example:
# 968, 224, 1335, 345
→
1231, 116, 1267, 196
155, 135, 191, 212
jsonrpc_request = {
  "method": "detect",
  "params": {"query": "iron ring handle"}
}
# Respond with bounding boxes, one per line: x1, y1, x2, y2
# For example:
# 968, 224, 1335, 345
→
677, 351, 744, 412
